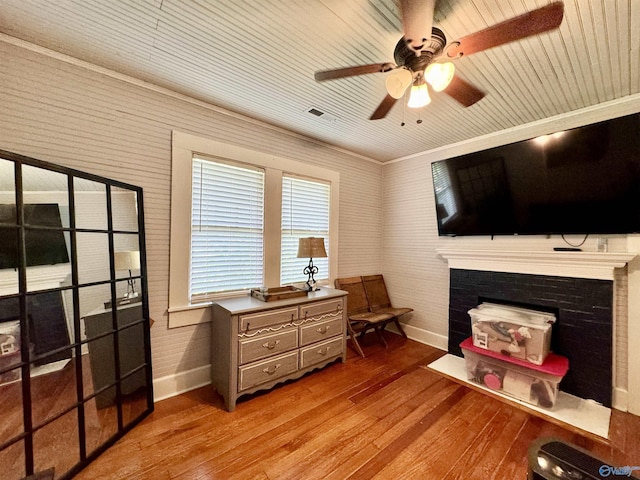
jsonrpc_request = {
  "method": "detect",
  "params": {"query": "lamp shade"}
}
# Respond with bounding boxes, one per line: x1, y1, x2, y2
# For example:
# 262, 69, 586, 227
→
407, 81, 431, 108
385, 68, 413, 99
297, 237, 327, 259
114, 251, 140, 271
424, 62, 455, 92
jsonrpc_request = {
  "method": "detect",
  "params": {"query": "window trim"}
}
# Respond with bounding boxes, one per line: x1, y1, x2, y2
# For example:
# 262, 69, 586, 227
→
169, 131, 340, 328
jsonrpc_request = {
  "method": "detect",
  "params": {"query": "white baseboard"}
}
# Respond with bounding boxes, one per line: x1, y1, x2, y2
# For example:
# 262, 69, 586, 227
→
153, 364, 211, 403
612, 387, 628, 412
395, 322, 448, 351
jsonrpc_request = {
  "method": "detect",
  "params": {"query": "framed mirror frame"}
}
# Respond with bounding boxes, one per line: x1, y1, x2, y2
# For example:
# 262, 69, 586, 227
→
0, 149, 153, 479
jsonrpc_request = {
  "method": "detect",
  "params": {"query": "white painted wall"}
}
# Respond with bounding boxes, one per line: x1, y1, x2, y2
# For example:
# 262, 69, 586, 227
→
0, 41, 385, 388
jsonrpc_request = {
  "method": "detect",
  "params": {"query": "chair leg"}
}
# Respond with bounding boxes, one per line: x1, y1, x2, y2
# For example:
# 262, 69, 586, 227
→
346, 322, 367, 358
349, 332, 366, 358
375, 326, 388, 347
394, 318, 408, 339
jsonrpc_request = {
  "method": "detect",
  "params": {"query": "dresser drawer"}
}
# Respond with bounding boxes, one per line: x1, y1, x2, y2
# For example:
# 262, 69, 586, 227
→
238, 328, 298, 365
238, 351, 299, 392
300, 298, 343, 319
239, 306, 298, 332
299, 315, 344, 346
300, 337, 343, 369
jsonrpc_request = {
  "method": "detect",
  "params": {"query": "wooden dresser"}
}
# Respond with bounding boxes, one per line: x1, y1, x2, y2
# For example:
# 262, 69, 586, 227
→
211, 287, 347, 411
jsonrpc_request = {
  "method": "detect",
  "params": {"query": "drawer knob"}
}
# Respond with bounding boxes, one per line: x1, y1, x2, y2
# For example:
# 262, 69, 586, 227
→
317, 347, 330, 356
262, 340, 280, 350
317, 325, 330, 334
262, 364, 281, 375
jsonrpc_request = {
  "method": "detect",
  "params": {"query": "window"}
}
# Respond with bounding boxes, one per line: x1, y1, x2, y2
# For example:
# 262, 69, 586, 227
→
191, 158, 265, 301
169, 132, 339, 328
281, 175, 330, 285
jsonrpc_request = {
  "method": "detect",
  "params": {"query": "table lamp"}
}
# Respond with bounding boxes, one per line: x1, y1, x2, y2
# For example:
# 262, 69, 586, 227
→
114, 250, 141, 299
297, 237, 327, 292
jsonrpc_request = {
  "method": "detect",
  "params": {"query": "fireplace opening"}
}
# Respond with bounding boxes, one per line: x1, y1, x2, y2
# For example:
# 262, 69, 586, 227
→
449, 269, 613, 407
477, 297, 559, 318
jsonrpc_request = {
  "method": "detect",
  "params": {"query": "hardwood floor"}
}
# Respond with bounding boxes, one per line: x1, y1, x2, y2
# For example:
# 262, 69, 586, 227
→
75, 334, 640, 479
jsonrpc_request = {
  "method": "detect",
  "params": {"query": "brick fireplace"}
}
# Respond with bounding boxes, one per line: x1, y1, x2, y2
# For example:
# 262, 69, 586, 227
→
438, 248, 636, 410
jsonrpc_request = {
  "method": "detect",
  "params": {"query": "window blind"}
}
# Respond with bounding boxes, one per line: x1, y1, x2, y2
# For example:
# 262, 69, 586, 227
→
191, 157, 264, 300
281, 175, 330, 285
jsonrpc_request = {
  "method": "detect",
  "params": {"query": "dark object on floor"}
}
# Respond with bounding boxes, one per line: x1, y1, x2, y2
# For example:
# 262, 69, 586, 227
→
528, 438, 640, 479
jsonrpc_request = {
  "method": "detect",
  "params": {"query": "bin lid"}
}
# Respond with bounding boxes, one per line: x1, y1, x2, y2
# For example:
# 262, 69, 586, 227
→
460, 337, 569, 376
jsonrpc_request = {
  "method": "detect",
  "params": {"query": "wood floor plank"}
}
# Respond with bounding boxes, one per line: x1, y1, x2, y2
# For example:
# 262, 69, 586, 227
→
71, 334, 640, 480
263, 365, 448, 479
443, 402, 530, 479
368, 390, 500, 479
369, 378, 461, 450
350, 386, 471, 479
200, 396, 356, 478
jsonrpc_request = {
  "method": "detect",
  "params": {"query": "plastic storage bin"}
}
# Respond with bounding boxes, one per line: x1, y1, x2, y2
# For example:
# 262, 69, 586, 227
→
460, 337, 568, 408
469, 302, 555, 365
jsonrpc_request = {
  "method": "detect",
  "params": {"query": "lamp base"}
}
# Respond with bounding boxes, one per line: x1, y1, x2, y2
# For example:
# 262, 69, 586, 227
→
303, 258, 320, 292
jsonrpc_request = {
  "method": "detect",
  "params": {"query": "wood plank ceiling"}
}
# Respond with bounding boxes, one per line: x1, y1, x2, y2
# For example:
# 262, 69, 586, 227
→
0, 0, 638, 162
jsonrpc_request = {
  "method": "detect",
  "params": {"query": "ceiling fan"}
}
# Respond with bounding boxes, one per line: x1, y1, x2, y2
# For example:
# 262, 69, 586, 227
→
314, 1, 564, 120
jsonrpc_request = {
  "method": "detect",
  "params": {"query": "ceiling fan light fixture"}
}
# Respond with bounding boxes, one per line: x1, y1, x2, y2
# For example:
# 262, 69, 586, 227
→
407, 81, 431, 108
385, 69, 413, 99
425, 62, 455, 92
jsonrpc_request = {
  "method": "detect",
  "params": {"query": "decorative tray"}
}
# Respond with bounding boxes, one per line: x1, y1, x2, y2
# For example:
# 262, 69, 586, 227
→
250, 286, 308, 302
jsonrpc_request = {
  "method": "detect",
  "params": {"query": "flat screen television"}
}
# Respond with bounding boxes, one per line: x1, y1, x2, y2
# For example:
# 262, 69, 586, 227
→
431, 112, 640, 236
0, 203, 70, 268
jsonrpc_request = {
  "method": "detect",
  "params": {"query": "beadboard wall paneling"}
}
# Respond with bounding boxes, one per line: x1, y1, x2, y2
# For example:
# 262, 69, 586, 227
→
382, 158, 449, 337
336, 167, 385, 277
0, 41, 384, 380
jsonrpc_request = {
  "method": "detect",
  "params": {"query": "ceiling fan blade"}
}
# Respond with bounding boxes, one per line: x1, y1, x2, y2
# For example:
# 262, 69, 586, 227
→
449, 2, 564, 58
314, 63, 395, 81
369, 94, 398, 120
443, 75, 485, 107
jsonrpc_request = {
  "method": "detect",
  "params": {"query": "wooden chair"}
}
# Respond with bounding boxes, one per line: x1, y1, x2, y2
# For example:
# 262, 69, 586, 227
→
361, 274, 412, 339
334, 276, 394, 357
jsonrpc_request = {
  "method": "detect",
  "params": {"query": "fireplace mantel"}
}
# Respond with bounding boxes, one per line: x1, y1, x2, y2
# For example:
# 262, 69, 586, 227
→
436, 248, 637, 280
